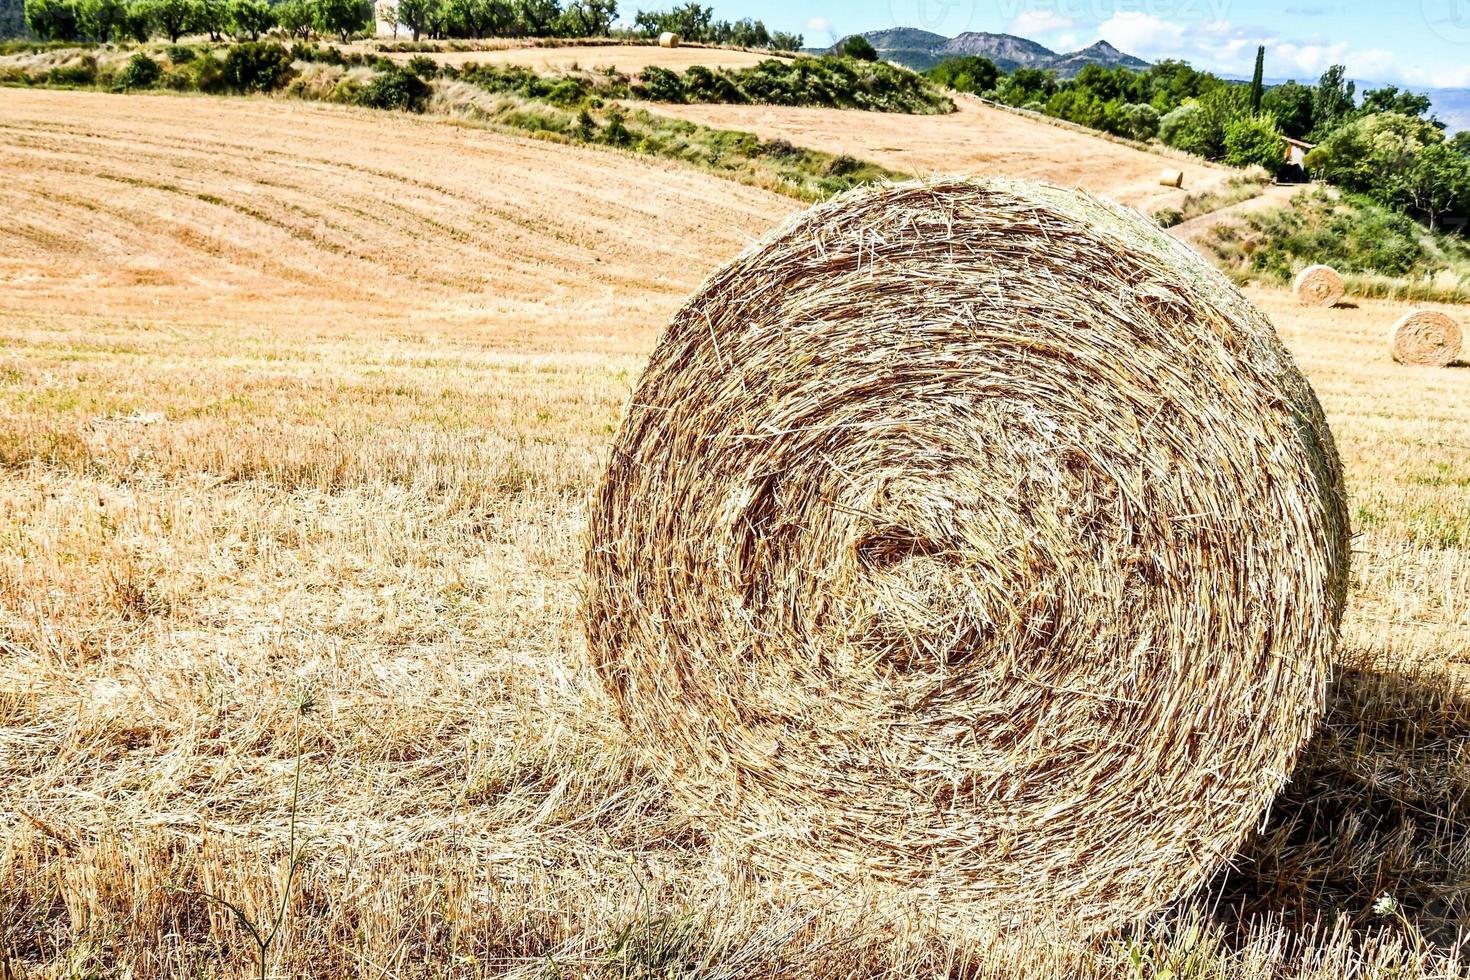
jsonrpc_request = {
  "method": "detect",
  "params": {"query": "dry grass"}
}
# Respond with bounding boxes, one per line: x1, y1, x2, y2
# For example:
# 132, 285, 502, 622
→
380, 42, 792, 74
1, 89, 1470, 977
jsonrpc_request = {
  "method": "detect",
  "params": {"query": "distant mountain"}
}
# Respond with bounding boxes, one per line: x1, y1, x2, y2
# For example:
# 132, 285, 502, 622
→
935, 32, 1056, 72
1048, 40, 1150, 76
822, 28, 1149, 77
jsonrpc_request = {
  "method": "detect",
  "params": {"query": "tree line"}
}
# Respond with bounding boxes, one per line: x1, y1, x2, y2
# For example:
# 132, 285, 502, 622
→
926, 53, 1470, 233
20, 0, 801, 49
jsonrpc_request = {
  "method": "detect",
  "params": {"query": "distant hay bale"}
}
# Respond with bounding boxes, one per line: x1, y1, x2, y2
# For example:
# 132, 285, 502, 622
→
658, 31, 680, 48
1159, 168, 1184, 188
1390, 309, 1463, 367
585, 177, 1350, 933
1293, 264, 1344, 307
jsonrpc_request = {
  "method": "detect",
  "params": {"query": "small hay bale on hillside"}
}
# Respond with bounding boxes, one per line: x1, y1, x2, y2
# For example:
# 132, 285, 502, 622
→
1390, 309, 1463, 366
1159, 168, 1184, 188
585, 176, 1350, 933
1293, 264, 1344, 307
658, 31, 680, 48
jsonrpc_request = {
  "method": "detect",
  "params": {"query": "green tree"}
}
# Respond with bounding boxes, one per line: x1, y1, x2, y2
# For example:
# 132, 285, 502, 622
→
1359, 84, 1434, 119
1452, 131, 1470, 158
227, 0, 273, 38
313, 0, 369, 40
1249, 45, 1264, 113
556, 0, 611, 36
193, 0, 228, 39
1401, 141, 1470, 231
1159, 102, 1210, 155
1120, 102, 1160, 141
514, 0, 556, 34
394, 0, 435, 38
1223, 112, 1285, 172
146, 0, 192, 40
768, 29, 800, 50
1262, 80, 1313, 139
925, 55, 997, 95
1311, 64, 1355, 140
118, 0, 151, 39
24, 0, 80, 38
1305, 111, 1443, 210
274, 0, 312, 37
632, 2, 708, 40
77, 0, 126, 39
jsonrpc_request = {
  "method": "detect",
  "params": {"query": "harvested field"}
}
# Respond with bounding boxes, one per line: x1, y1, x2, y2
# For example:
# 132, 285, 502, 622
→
642, 97, 1237, 211
383, 42, 791, 73
2, 88, 1470, 977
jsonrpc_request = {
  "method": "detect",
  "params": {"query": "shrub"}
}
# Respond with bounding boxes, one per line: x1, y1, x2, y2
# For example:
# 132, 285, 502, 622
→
45, 54, 97, 85
356, 66, 430, 111
1159, 102, 1211, 156
164, 43, 196, 62
602, 106, 631, 146
221, 41, 294, 92
403, 54, 437, 78
636, 65, 684, 102
116, 51, 161, 88
840, 35, 877, 61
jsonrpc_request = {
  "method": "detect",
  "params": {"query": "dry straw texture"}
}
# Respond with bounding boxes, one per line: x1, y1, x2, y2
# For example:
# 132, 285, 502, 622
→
1159, 168, 1185, 188
1294, 264, 1345, 307
585, 176, 1350, 932
658, 31, 681, 47
1390, 309, 1463, 367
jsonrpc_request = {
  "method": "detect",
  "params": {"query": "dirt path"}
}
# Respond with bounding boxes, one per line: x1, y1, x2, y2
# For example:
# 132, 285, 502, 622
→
1168, 182, 1303, 249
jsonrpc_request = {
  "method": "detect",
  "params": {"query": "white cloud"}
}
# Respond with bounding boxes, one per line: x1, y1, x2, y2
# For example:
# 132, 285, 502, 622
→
1094, 12, 1187, 60
1007, 10, 1075, 38
1072, 11, 1470, 90
805, 16, 830, 36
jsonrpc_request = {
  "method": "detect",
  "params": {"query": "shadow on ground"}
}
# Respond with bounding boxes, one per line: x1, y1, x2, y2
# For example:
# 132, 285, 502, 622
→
1216, 665, 1470, 944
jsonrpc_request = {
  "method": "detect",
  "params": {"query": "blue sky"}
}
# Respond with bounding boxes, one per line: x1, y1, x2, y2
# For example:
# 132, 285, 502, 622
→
661, 1, 1470, 90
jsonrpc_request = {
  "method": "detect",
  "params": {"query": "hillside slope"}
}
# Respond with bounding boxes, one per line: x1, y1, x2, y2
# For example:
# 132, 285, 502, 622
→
0, 88, 793, 352
643, 97, 1235, 212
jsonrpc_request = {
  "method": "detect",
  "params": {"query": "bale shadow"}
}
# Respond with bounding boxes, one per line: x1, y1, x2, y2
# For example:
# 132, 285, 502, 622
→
1214, 667, 1470, 944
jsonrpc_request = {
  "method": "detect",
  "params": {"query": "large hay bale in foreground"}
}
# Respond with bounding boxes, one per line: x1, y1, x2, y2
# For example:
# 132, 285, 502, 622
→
585, 177, 1350, 932
1390, 309, 1462, 367
1294, 263, 1344, 307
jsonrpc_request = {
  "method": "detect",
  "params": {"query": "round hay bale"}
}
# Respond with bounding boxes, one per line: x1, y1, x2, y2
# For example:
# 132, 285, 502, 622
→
1390, 309, 1463, 367
1158, 168, 1184, 188
658, 30, 680, 48
1293, 264, 1344, 307
585, 177, 1350, 932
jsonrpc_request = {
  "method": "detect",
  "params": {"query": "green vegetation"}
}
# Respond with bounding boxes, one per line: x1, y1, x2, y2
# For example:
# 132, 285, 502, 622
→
1152, 171, 1270, 228
631, 56, 952, 113
921, 49, 1470, 241
837, 33, 876, 62
630, 3, 801, 51
1201, 188, 1470, 301
22, 0, 372, 42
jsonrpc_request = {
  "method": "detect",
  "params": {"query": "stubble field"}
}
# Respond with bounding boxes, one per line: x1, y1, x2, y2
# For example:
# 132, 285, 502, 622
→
2, 87, 1469, 977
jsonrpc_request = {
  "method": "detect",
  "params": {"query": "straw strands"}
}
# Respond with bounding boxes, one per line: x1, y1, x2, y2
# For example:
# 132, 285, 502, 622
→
1294, 264, 1344, 307
1389, 309, 1462, 367
584, 177, 1351, 932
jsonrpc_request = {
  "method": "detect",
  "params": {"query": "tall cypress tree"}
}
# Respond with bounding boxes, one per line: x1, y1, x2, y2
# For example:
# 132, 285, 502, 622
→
1250, 45, 1265, 113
